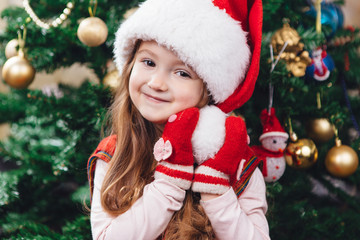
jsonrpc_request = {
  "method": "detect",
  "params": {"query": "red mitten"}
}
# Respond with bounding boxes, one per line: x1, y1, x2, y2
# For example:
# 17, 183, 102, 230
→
192, 116, 253, 195
154, 108, 199, 190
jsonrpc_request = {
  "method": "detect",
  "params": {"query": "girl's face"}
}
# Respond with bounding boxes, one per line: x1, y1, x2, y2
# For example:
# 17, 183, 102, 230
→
129, 41, 205, 124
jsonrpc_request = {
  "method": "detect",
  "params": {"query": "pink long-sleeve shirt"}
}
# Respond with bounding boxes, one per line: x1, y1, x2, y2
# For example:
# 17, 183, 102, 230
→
91, 160, 270, 240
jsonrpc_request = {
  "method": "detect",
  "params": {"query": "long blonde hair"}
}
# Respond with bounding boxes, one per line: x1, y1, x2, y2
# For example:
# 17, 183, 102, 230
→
100, 40, 215, 239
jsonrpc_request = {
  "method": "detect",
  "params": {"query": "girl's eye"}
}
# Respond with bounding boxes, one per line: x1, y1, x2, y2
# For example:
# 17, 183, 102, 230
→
176, 70, 191, 78
143, 59, 155, 67
272, 140, 277, 144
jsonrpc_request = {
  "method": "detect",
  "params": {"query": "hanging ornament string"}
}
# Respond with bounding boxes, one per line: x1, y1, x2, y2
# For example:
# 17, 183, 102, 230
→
268, 83, 274, 114
17, 25, 27, 55
332, 125, 341, 146
315, 0, 322, 34
316, 91, 322, 109
268, 42, 288, 114
270, 41, 289, 73
23, 0, 74, 29
287, 117, 298, 142
88, 0, 98, 17
315, 0, 323, 109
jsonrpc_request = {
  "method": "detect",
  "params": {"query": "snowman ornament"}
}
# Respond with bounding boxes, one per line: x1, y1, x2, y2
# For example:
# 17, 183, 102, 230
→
252, 108, 289, 182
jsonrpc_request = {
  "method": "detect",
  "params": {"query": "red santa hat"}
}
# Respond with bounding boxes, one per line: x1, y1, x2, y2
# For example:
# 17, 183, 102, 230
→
259, 108, 289, 141
114, 0, 263, 113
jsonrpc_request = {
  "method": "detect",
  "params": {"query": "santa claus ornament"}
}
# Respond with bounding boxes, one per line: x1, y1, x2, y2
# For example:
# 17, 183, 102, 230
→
252, 108, 289, 182
305, 47, 335, 82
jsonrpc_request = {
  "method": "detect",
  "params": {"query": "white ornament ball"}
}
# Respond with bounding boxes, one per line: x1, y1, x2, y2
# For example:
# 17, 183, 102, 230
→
5, 39, 24, 59
77, 17, 108, 47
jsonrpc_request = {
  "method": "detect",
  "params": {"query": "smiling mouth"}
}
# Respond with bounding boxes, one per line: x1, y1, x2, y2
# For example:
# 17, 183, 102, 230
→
143, 93, 169, 103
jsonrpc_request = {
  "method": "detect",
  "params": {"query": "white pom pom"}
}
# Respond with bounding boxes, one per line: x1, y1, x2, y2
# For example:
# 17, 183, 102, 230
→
191, 106, 227, 164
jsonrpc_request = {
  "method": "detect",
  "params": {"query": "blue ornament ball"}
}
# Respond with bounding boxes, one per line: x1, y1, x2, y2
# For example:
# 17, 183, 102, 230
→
306, 0, 344, 39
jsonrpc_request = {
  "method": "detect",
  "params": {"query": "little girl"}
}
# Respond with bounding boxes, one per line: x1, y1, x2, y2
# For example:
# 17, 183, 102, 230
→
88, 0, 269, 239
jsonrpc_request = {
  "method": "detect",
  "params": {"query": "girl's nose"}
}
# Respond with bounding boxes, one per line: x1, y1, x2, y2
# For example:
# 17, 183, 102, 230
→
147, 72, 168, 91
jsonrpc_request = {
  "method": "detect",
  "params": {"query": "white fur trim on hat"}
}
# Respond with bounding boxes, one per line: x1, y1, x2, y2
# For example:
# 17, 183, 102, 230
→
191, 106, 227, 165
259, 131, 289, 142
114, 0, 250, 104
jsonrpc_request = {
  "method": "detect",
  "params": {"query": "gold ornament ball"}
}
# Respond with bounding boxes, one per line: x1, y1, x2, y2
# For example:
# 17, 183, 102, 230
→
270, 23, 311, 77
77, 17, 108, 47
103, 70, 120, 90
5, 39, 23, 59
271, 23, 301, 53
306, 118, 335, 144
325, 145, 359, 178
288, 61, 307, 77
2, 54, 36, 89
285, 138, 318, 169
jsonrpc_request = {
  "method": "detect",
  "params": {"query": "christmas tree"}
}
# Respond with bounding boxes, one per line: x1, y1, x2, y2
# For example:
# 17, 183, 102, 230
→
0, 0, 359, 239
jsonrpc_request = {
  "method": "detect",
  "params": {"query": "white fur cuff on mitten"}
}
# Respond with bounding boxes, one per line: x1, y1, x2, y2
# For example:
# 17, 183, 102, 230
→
191, 165, 230, 195
154, 162, 194, 190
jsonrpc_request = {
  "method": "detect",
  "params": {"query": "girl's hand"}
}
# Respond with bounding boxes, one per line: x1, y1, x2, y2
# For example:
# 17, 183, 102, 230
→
192, 116, 254, 195
154, 107, 199, 190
